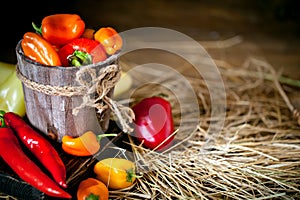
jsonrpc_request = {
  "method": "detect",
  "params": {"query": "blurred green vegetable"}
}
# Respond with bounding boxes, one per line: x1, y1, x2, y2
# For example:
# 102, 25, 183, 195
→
113, 71, 132, 98
0, 61, 26, 117
0, 61, 15, 85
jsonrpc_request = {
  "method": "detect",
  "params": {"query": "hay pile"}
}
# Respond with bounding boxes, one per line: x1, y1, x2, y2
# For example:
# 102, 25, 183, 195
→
110, 39, 300, 200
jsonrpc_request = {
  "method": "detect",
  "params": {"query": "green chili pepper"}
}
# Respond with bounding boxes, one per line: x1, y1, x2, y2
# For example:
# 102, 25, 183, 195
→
0, 62, 26, 117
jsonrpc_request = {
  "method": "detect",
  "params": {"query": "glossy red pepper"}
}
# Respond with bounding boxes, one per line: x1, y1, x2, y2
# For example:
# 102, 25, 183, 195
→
35, 13, 85, 46
58, 37, 107, 67
3, 111, 67, 189
132, 96, 175, 151
0, 116, 71, 199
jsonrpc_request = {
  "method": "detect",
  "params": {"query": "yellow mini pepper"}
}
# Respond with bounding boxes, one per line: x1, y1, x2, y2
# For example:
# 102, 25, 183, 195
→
94, 158, 141, 190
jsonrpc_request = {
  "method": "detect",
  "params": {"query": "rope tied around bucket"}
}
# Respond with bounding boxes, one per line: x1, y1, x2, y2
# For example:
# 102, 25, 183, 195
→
73, 64, 135, 132
16, 64, 135, 133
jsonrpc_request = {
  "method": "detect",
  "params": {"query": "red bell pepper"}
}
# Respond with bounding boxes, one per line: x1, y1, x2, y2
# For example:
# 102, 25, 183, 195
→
132, 96, 175, 151
58, 37, 107, 67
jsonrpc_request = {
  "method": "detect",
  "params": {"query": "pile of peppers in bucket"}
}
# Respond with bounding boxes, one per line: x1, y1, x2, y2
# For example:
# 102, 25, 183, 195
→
22, 13, 123, 67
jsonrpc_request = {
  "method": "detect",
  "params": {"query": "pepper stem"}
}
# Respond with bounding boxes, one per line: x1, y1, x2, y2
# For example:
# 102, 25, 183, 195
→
126, 168, 143, 183
0, 110, 6, 128
68, 50, 93, 67
85, 193, 100, 200
32, 22, 42, 35
96, 133, 117, 143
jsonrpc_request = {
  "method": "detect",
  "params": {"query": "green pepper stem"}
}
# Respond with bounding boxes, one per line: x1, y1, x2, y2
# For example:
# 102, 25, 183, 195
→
126, 168, 143, 183
32, 22, 42, 35
85, 193, 100, 200
69, 50, 93, 67
0, 110, 6, 128
96, 133, 117, 143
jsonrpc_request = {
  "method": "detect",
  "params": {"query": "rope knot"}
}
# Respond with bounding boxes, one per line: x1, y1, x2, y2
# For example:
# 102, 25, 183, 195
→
72, 64, 134, 133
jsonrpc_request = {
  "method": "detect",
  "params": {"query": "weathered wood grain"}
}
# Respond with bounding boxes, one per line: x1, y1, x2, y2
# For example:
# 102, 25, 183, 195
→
15, 41, 119, 141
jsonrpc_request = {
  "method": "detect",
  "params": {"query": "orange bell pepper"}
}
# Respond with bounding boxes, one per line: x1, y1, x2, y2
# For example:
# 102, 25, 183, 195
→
94, 27, 123, 55
21, 32, 62, 66
77, 178, 109, 200
35, 13, 85, 46
61, 131, 117, 156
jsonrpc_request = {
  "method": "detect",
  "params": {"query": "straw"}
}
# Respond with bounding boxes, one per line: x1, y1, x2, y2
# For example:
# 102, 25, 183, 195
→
108, 37, 300, 199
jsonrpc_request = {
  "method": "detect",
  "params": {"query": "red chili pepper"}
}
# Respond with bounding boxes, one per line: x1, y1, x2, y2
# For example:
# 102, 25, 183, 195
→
33, 13, 85, 46
131, 96, 175, 151
58, 37, 107, 67
0, 126, 71, 199
3, 111, 67, 189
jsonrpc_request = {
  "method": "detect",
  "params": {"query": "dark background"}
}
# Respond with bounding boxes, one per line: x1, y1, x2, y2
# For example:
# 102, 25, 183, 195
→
1, 0, 299, 65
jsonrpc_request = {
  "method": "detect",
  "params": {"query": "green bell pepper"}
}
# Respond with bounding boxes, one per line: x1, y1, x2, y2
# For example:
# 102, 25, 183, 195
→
0, 61, 26, 117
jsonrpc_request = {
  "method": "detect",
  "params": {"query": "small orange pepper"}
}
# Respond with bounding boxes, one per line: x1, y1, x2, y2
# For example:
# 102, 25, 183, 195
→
21, 32, 62, 66
94, 27, 123, 55
77, 177, 109, 200
61, 131, 116, 156
81, 28, 95, 40
94, 158, 141, 190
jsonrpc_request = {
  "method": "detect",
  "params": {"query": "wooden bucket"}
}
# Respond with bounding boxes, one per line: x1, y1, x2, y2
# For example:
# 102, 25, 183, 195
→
15, 40, 120, 141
